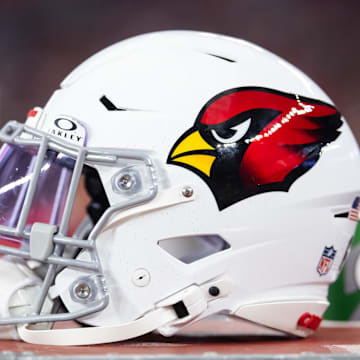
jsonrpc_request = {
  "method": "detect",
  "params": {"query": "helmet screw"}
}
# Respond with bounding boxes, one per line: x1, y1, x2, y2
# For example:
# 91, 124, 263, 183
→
182, 186, 194, 198
118, 174, 134, 190
74, 283, 91, 299
208, 286, 220, 297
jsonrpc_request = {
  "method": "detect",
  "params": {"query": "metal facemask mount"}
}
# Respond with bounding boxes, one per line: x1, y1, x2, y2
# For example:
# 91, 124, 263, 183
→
0, 120, 158, 326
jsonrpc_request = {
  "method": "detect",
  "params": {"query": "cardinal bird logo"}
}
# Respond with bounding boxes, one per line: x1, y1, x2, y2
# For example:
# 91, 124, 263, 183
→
167, 87, 343, 210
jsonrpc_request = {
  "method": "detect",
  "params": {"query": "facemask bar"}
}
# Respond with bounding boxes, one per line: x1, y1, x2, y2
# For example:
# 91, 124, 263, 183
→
0, 120, 158, 325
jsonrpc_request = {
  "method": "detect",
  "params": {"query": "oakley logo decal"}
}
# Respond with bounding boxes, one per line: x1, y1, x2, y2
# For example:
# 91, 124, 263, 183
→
46, 117, 86, 145
55, 118, 77, 131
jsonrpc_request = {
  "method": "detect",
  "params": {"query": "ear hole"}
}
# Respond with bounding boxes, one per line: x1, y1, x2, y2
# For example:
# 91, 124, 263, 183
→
158, 235, 230, 264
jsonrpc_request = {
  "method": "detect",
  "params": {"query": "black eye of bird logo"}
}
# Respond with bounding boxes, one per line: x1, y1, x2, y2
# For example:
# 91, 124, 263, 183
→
167, 87, 343, 210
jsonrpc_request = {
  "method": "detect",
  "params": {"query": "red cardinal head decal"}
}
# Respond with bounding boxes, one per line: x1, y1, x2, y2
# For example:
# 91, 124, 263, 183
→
167, 87, 343, 210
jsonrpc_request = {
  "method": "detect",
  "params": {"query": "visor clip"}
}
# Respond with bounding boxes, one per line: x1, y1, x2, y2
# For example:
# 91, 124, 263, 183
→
30, 223, 58, 261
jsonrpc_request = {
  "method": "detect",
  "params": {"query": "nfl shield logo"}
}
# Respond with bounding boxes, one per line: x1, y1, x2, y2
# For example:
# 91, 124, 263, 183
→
317, 246, 337, 276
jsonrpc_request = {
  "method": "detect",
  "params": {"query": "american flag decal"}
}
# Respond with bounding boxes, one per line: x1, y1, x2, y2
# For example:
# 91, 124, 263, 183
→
349, 197, 360, 222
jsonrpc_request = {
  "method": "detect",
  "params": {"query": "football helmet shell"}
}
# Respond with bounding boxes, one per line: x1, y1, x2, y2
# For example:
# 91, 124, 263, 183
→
0, 31, 358, 345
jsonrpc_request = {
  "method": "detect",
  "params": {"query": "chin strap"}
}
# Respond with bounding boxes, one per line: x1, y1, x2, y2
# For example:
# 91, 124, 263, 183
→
18, 280, 231, 346
0, 257, 45, 340
18, 306, 178, 346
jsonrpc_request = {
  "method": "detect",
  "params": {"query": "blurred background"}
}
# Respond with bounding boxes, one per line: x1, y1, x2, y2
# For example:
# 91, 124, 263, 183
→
0, 0, 359, 321
0, 0, 359, 138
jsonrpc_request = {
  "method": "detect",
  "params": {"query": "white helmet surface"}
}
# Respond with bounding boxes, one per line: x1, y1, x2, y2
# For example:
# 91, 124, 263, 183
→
0, 31, 358, 345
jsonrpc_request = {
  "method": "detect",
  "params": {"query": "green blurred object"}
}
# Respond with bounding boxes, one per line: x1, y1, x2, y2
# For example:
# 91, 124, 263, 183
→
325, 220, 360, 320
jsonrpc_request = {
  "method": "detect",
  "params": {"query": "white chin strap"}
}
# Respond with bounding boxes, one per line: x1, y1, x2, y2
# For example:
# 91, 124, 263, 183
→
0, 257, 43, 340
18, 307, 177, 346
18, 281, 231, 346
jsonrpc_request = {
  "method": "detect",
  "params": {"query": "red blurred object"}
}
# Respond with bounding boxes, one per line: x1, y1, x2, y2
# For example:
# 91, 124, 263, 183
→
297, 312, 322, 330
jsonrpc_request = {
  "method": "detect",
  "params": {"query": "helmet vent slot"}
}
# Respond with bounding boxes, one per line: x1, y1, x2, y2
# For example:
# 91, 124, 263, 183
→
158, 235, 230, 264
206, 53, 236, 63
334, 212, 349, 218
100, 95, 126, 111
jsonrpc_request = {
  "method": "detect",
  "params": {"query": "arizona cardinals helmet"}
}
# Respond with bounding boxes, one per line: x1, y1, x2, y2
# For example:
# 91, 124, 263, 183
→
0, 31, 358, 345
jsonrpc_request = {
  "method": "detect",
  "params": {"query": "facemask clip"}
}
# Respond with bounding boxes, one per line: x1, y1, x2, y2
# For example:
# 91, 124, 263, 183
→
29, 223, 57, 261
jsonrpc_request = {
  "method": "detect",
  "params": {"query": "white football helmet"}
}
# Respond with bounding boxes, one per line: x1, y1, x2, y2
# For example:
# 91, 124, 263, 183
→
0, 31, 358, 345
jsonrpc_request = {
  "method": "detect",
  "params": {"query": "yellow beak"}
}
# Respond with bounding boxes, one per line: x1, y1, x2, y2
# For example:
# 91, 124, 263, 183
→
168, 129, 216, 177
